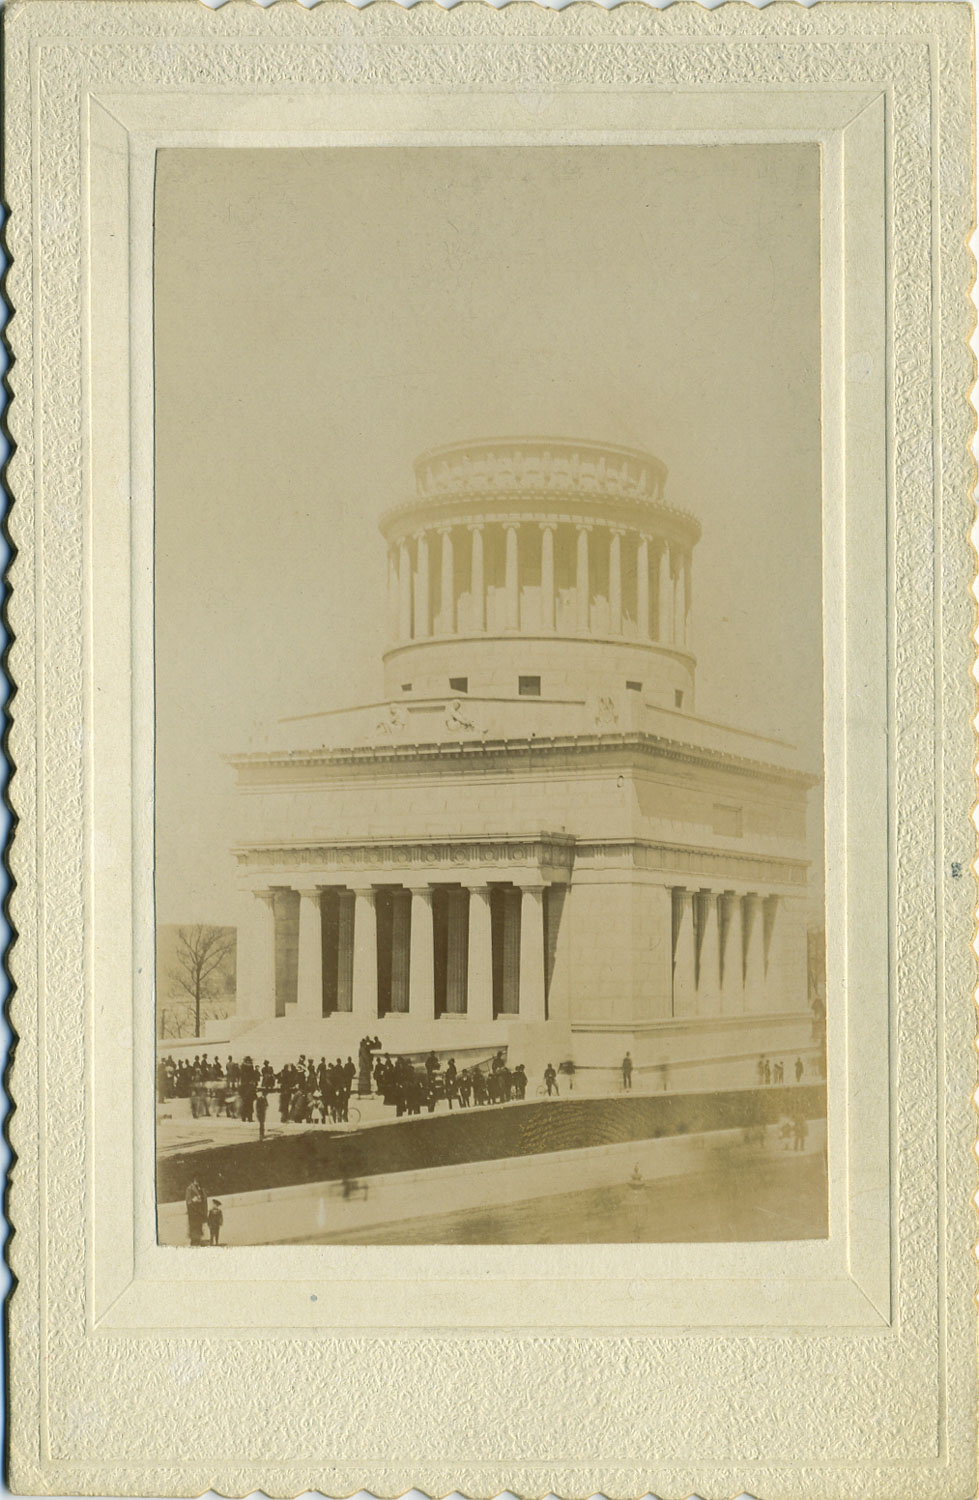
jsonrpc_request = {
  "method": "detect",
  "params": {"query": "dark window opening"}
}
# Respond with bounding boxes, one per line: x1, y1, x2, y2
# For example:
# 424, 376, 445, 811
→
674, 689, 684, 708
449, 676, 468, 693
626, 680, 642, 692
401, 683, 412, 692
518, 675, 541, 697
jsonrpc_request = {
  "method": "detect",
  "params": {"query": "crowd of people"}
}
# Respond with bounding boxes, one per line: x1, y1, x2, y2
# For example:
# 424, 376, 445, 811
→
157, 1050, 362, 1129
157, 1037, 556, 1131
373, 1048, 532, 1115
756, 1055, 806, 1087
159, 1042, 817, 1140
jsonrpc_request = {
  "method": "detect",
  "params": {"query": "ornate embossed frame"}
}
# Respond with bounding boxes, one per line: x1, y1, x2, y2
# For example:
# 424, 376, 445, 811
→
4, 2, 975, 1495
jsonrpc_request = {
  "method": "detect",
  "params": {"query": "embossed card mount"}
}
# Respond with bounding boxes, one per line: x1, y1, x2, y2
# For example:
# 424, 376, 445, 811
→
3, 2, 976, 1497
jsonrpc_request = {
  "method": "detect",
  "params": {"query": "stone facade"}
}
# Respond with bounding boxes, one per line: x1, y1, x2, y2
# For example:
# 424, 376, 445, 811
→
226, 439, 818, 1084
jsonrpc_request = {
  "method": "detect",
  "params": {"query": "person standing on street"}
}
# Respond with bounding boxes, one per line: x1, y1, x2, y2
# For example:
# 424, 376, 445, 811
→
207, 1199, 224, 1245
795, 1056, 804, 1083
544, 1062, 558, 1097
185, 1178, 207, 1246
255, 1090, 268, 1141
622, 1052, 633, 1090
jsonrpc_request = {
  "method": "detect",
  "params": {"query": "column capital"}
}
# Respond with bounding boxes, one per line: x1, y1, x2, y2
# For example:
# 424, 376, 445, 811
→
539, 518, 557, 533
576, 520, 593, 533
609, 524, 626, 538
346, 881, 378, 899
403, 880, 434, 900
466, 520, 484, 533
252, 887, 279, 906
295, 885, 323, 901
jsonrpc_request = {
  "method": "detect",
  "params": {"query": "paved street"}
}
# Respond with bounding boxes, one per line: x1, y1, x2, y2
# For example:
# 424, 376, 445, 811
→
285, 1134, 828, 1245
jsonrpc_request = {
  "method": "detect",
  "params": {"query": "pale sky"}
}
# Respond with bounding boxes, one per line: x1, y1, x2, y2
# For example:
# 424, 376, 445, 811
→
154, 144, 823, 926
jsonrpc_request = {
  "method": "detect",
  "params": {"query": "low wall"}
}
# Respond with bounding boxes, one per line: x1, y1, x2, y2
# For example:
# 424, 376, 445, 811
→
157, 1082, 826, 1205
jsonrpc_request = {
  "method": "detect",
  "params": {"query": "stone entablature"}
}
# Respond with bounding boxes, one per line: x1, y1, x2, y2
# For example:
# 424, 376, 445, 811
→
233, 835, 806, 891
234, 833, 577, 884
380, 497, 700, 548
412, 438, 670, 503
573, 840, 808, 888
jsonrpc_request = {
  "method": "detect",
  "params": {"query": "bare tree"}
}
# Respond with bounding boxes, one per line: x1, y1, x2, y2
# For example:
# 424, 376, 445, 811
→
167, 925, 236, 1039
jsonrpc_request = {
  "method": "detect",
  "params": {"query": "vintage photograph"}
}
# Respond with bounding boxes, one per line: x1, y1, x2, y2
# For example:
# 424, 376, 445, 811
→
153, 143, 827, 1248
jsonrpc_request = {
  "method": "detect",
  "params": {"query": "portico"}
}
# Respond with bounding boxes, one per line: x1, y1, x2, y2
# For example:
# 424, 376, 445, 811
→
234, 836, 575, 1033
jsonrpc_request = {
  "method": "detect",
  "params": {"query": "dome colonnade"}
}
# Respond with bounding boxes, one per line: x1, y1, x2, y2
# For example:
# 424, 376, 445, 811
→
379, 440, 701, 704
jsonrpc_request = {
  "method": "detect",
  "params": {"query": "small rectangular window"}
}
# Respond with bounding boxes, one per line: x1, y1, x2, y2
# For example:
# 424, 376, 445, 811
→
674, 689, 684, 708
626, 680, 642, 692
401, 683, 412, 692
518, 675, 541, 697
449, 677, 468, 693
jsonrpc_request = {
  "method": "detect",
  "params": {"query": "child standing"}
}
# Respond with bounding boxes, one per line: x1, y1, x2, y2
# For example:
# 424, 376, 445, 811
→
207, 1199, 224, 1246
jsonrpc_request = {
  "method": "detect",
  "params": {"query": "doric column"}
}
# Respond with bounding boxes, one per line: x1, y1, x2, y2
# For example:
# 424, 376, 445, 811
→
576, 525, 590, 632
439, 527, 455, 636
609, 527, 623, 634
466, 885, 495, 1023
636, 535, 650, 639
672, 888, 697, 1017
505, 523, 520, 631
658, 542, 672, 644
718, 891, 744, 1014
414, 531, 430, 637
696, 890, 720, 1015
389, 889, 411, 1013
235, 888, 278, 1021
295, 888, 325, 1022
673, 547, 686, 646
500, 888, 521, 1014
518, 885, 547, 1022
398, 540, 412, 641
742, 894, 766, 1011
386, 549, 399, 643
469, 524, 485, 632
765, 895, 809, 1013
350, 886, 378, 1021
336, 890, 355, 1012
444, 889, 468, 1013
408, 885, 436, 1021
540, 523, 556, 631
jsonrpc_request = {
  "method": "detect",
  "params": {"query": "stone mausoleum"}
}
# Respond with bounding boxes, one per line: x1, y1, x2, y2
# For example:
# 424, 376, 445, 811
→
225, 439, 819, 1088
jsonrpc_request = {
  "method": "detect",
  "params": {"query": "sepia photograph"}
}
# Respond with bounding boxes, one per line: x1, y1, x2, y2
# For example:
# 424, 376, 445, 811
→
153, 143, 828, 1248
7, 2, 976, 1494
